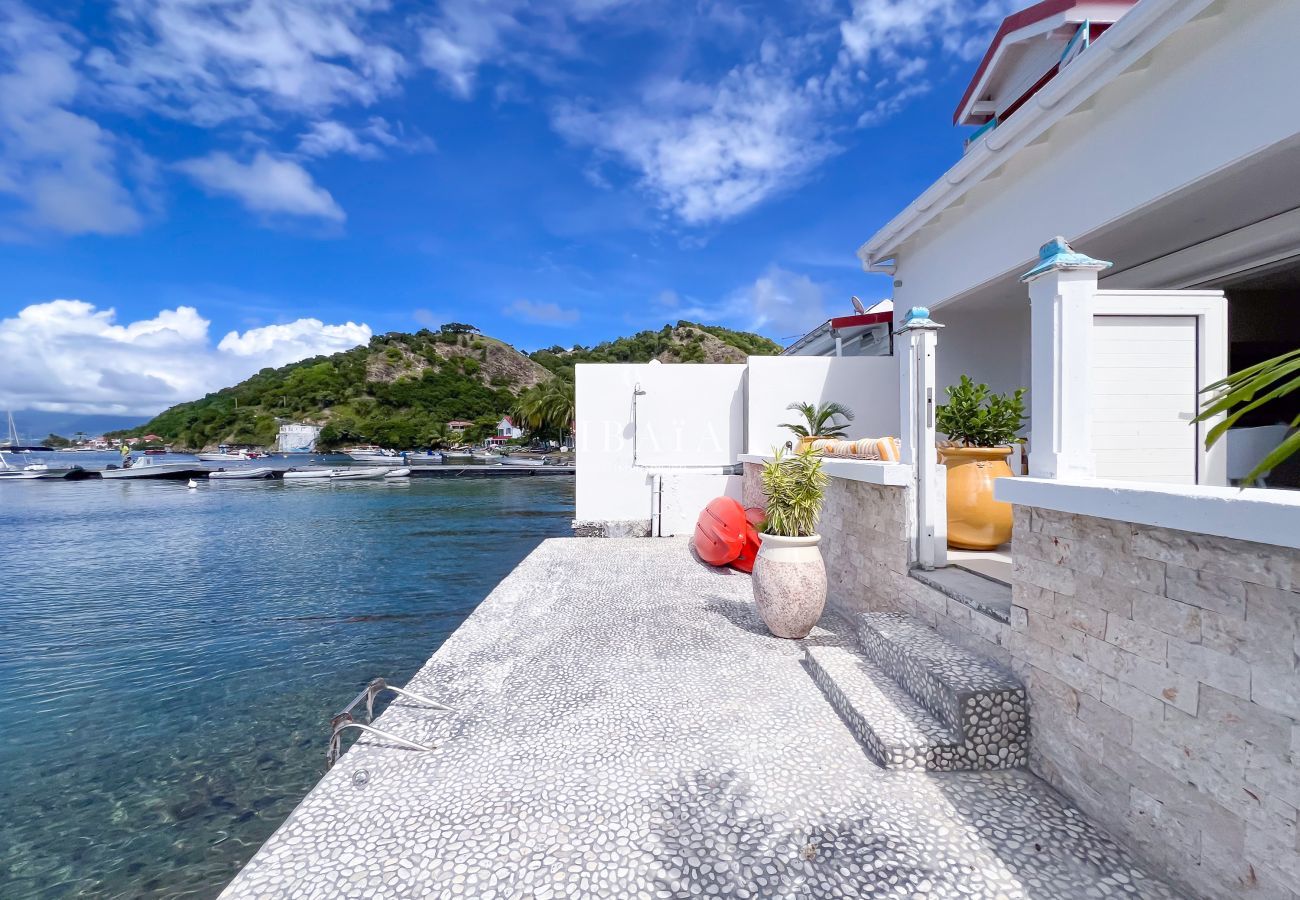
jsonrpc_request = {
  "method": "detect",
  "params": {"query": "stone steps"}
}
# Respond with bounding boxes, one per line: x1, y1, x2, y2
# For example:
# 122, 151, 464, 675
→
805, 612, 1028, 771
805, 645, 964, 770
855, 613, 1027, 767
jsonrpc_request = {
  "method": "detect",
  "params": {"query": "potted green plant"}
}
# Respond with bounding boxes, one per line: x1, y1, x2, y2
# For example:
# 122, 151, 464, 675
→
753, 447, 830, 639
780, 401, 855, 452
934, 376, 1027, 550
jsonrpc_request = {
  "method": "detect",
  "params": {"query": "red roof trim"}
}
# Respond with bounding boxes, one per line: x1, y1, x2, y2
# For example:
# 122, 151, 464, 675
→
953, 0, 1085, 126
828, 312, 893, 330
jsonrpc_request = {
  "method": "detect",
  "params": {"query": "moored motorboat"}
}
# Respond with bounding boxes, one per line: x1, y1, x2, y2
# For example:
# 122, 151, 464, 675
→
197, 447, 255, 462
99, 456, 205, 480
383, 467, 412, 478
330, 466, 389, 480
283, 467, 338, 480
441, 450, 473, 460
0, 454, 46, 479
498, 455, 546, 467
343, 446, 404, 463
208, 466, 277, 480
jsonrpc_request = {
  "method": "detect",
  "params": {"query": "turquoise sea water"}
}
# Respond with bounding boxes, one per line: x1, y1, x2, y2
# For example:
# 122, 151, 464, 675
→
0, 470, 574, 898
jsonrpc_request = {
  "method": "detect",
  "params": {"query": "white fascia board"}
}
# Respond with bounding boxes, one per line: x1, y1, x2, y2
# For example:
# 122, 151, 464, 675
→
995, 477, 1300, 550
857, 0, 1216, 269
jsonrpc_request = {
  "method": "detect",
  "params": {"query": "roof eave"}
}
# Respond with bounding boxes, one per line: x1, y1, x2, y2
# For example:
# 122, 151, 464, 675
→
857, 0, 1206, 271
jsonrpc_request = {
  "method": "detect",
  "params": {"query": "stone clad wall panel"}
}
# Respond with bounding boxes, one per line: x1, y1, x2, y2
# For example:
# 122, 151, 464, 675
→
741, 463, 1011, 664
1009, 505, 1300, 900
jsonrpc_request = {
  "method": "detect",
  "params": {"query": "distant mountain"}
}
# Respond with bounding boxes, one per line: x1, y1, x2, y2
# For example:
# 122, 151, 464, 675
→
7, 411, 147, 442
115, 321, 778, 450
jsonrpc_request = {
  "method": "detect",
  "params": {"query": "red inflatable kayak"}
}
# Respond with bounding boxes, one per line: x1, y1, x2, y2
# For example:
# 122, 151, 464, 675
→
694, 498, 763, 572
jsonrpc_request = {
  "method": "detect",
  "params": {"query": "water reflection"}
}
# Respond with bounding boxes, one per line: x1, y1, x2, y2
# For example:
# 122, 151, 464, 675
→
0, 476, 573, 898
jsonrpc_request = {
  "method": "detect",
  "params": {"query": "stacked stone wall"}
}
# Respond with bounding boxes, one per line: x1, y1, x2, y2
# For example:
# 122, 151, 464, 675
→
1009, 505, 1300, 899
742, 462, 1012, 665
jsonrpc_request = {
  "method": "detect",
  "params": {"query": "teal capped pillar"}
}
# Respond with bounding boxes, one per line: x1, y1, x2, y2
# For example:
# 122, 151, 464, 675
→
1022, 237, 1112, 480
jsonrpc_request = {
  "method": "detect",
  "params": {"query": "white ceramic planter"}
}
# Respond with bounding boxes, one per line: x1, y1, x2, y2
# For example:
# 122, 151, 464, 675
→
752, 533, 827, 639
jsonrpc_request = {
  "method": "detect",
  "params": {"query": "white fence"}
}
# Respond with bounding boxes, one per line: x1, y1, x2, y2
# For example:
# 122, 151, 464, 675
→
574, 363, 746, 536
746, 355, 899, 456
575, 356, 902, 535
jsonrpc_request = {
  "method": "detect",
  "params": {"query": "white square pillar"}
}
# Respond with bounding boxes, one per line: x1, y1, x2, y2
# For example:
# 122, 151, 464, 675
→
1020, 237, 1112, 480
896, 307, 945, 569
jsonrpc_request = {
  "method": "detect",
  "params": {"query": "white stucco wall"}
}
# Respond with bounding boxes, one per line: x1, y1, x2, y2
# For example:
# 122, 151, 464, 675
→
933, 301, 1032, 407
746, 356, 900, 456
889, 0, 1300, 312
574, 363, 746, 530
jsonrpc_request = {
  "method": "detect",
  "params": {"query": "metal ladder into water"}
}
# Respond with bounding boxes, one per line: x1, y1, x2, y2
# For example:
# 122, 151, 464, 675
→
327, 677, 453, 768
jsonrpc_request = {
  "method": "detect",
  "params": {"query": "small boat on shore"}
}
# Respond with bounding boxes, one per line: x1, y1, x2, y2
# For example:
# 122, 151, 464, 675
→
208, 467, 277, 480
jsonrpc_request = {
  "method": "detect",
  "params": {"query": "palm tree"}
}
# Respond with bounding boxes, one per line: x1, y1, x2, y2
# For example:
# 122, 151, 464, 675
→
512, 385, 548, 433
512, 379, 575, 444
780, 401, 855, 439
539, 379, 575, 435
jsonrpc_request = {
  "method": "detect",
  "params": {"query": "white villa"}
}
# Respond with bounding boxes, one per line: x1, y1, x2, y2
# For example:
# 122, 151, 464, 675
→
575, 2, 1300, 897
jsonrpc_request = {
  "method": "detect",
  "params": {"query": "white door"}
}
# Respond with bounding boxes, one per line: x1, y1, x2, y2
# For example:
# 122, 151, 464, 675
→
1090, 315, 1198, 484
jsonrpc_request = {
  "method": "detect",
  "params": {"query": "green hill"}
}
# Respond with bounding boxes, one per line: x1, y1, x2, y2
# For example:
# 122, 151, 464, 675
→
530, 321, 782, 378
116, 321, 780, 451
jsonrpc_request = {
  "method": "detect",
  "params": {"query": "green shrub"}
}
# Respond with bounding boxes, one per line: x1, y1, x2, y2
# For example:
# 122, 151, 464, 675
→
935, 375, 1026, 447
760, 448, 828, 537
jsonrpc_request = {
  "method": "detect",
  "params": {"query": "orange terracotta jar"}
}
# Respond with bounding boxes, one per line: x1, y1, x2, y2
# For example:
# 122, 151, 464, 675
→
940, 446, 1015, 550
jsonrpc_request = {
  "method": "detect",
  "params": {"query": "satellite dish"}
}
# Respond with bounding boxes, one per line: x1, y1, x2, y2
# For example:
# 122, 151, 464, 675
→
851, 295, 866, 314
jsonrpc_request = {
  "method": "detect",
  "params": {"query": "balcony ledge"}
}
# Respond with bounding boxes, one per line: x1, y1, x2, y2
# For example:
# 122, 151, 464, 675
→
995, 477, 1300, 551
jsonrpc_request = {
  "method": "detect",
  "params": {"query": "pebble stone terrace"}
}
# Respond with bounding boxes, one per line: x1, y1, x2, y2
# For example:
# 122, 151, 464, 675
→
221, 538, 1177, 899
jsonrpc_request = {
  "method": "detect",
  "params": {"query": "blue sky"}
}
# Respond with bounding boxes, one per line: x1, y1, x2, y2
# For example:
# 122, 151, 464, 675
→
0, 0, 1014, 417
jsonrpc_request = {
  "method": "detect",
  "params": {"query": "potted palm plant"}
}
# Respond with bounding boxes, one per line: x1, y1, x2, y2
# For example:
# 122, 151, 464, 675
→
752, 447, 829, 639
780, 401, 855, 452
935, 376, 1027, 550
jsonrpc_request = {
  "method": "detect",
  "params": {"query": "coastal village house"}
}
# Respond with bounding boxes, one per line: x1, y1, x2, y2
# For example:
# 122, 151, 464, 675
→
486, 415, 523, 446
574, 1, 1300, 897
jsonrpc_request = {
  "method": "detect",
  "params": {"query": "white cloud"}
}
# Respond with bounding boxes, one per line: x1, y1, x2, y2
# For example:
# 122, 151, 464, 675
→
839, 0, 1013, 68
554, 51, 837, 225
673, 266, 829, 340
90, 0, 406, 126
296, 117, 431, 159
548, 1, 1010, 225
176, 151, 344, 222
419, 0, 520, 99
507, 299, 580, 325
0, 299, 371, 416
0, 3, 147, 237
298, 119, 390, 159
